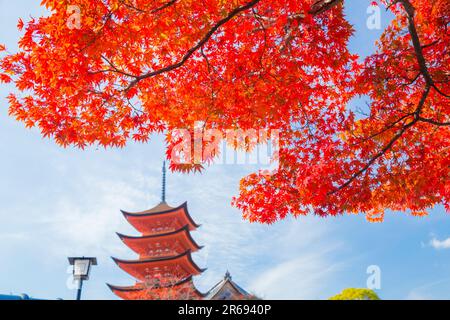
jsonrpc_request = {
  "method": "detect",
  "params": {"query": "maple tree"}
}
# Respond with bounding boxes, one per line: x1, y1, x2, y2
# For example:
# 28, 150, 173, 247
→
0, 0, 448, 223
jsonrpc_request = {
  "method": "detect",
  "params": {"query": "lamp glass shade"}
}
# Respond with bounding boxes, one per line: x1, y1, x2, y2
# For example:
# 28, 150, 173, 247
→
73, 259, 91, 279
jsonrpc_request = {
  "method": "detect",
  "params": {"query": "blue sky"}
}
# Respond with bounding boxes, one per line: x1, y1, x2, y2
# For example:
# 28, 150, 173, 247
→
0, 1, 449, 300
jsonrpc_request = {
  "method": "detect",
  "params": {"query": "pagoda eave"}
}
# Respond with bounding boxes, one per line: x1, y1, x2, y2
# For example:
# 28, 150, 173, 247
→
107, 275, 195, 291
112, 251, 206, 282
107, 278, 205, 300
112, 250, 201, 265
116, 225, 203, 253
121, 202, 201, 229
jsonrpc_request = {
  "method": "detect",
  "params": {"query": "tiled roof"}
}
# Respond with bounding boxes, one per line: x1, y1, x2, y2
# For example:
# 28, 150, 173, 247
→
0, 294, 41, 300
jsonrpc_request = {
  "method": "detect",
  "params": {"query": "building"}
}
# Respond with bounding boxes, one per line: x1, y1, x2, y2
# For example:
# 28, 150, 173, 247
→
108, 162, 252, 300
0, 294, 41, 300
204, 271, 253, 300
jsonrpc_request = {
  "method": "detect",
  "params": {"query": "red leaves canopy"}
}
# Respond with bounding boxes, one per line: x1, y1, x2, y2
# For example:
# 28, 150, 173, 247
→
1, 0, 449, 222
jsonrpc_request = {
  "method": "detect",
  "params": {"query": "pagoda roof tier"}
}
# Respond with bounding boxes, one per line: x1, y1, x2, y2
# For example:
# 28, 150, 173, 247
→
107, 276, 204, 300
112, 251, 205, 282
117, 225, 203, 258
121, 202, 200, 235
122, 202, 174, 215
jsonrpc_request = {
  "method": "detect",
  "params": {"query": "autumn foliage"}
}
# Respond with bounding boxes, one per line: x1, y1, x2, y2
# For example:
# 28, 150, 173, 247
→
137, 273, 201, 300
0, 0, 448, 222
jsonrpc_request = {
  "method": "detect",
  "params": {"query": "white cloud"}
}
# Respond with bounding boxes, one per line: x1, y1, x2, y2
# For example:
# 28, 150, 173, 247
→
429, 237, 450, 250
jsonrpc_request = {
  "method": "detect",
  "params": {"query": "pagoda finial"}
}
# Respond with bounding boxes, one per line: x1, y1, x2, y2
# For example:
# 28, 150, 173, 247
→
161, 161, 167, 203
225, 270, 232, 280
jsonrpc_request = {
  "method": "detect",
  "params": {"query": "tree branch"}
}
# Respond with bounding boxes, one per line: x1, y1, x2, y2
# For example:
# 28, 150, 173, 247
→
329, 1, 447, 195
123, 0, 343, 91
399, 0, 434, 86
329, 85, 431, 195
125, 0, 262, 91
310, 0, 343, 15
417, 116, 450, 126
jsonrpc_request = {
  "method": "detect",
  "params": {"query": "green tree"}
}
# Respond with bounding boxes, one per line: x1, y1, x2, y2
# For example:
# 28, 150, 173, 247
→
329, 288, 380, 300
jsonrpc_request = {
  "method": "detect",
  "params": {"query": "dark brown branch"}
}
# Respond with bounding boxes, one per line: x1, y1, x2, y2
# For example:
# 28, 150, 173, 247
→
432, 84, 450, 98
310, 0, 343, 15
399, 0, 434, 86
151, 0, 177, 14
417, 117, 450, 126
120, 0, 177, 14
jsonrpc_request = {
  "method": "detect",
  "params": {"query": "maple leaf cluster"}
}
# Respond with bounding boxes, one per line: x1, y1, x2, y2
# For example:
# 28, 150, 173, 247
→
0, 0, 448, 222
137, 272, 200, 300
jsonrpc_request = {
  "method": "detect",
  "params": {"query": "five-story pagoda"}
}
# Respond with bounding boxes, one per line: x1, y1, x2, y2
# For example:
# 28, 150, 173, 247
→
107, 162, 205, 300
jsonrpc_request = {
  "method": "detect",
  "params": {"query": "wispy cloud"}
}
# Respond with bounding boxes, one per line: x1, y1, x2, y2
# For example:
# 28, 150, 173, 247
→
429, 236, 450, 250
249, 250, 344, 300
406, 277, 450, 300
164, 164, 344, 299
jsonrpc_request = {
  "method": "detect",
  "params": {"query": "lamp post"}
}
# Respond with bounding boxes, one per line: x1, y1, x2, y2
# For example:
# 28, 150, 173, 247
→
68, 257, 97, 300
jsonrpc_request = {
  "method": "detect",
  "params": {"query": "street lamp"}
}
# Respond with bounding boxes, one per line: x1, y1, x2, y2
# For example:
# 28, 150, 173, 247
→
68, 257, 97, 300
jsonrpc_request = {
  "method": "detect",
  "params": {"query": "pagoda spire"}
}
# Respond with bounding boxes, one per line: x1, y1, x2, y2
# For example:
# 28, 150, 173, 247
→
161, 161, 167, 204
